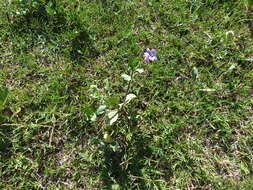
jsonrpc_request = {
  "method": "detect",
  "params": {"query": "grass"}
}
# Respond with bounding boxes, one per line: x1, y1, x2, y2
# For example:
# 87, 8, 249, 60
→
0, 0, 253, 189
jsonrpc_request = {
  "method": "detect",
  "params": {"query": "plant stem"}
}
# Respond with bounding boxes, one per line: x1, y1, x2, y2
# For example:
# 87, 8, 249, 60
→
125, 70, 134, 97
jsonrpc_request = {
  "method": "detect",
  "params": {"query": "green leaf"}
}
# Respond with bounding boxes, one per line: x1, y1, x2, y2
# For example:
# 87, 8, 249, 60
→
90, 113, 97, 122
125, 93, 137, 104
109, 113, 119, 125
191, 67, 199, 81
96, 105, 107, 115
108, 109, 118, 119
136, 68, 144, 73
107, 110, 119, 125
105, 96, 120, 107
103, 132, 113, 143
121, 74, 131, 81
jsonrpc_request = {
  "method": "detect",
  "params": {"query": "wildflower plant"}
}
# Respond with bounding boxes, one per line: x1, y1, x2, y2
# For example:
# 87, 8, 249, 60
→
85, 49, 157, 142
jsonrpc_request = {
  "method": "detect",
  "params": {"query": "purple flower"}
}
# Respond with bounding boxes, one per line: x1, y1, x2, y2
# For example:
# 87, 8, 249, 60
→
144, 48, 157, 62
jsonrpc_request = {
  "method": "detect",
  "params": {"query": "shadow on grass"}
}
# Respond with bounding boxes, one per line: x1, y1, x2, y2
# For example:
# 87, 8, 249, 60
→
10, 3, 67, 36
0, 128, 12, 155
0, 111, 13, 157
9, 3, 99, 64
70, 30, 99, 64
99, 134, 152, 189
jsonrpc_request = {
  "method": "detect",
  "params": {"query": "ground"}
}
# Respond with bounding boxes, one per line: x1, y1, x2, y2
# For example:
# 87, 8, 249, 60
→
0, 0, 253, 189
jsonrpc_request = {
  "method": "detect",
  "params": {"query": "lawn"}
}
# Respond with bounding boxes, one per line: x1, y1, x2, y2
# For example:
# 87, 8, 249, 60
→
0, 0, 253, 189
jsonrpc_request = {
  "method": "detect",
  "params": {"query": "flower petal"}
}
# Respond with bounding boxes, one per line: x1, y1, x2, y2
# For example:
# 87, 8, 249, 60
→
144, 56, 150, 61
146, 48, 152, 55
144, 52, 150, 61
144, 52, 149, 57
150, 49, 156, 56
149, 56, 157, 61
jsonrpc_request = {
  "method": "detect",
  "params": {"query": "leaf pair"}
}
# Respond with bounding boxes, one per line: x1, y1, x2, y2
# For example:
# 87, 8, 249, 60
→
121, 68, 144, 82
